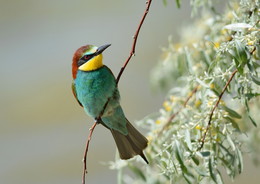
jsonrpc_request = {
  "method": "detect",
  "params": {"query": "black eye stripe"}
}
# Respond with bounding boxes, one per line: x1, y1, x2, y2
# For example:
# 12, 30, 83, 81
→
77, 53, 95, 67
77, 59, 85, 67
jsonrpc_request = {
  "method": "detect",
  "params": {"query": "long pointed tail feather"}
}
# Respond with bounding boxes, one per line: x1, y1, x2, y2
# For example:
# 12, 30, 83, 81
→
111, 120, 149, 164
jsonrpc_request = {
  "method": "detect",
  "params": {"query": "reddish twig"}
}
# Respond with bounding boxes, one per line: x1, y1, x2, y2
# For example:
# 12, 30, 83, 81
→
82, 121, 98, 184
82, 101, 109, 184
82, 1, 153, 183
158, 85, 199, 136
116, 0, 153, 84
198, 69, 238, 150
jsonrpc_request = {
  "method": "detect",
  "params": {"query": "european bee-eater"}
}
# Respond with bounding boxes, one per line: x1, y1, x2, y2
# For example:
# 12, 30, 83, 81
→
71, 44, 148, 163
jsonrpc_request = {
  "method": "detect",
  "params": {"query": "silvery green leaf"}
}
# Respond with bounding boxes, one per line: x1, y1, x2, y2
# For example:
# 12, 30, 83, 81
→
224, 117, 241, 132
250, 74, 260, 85
219, 143, 233, 157
185, 129, 192, 150
248, 115, 257, 127
185, 47, 194, 74
200, 151, 210, 157
223, 23, 252, 31
245, 93, 260, 100
191, 155, 200, 165
221, 105, 242, 119
228, 40, 249, 74
236, 147, 243, 174
183, 173, 193, 184
128, 164, 146, 181
195, 167, 208, 176
175, 140, 188, 173
196, 78, 208, 88
216, 170, 224, 184
117, 167, 123, 184
176, 0, 181, 8
209, 157, 217, 183
227, 135, 236, 151
208, 59, 218, 73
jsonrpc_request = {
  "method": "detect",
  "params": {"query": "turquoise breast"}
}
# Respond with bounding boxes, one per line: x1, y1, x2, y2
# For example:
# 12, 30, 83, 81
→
75, 66, 117, 118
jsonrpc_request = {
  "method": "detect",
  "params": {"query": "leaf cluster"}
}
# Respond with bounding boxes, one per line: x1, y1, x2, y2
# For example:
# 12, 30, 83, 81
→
110, 0, 260, 183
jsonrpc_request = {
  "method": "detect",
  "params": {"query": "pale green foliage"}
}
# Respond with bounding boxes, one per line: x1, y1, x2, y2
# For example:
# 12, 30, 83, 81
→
109, 0, 260, 183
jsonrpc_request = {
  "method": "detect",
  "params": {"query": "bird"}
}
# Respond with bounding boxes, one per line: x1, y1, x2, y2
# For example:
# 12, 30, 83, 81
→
71, 44, 148, 164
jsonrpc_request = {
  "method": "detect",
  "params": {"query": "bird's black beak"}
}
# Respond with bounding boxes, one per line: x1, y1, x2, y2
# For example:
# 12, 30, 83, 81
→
95, 44, 111, 55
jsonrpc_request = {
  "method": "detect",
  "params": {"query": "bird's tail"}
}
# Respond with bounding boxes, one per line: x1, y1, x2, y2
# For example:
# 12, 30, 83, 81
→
110, 120, 149, 164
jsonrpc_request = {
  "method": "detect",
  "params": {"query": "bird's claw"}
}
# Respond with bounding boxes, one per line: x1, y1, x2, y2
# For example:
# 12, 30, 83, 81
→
94, 117, 102, 124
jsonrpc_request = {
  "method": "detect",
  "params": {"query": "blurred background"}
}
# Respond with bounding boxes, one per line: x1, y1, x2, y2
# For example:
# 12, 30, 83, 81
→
0, 0, 259, 183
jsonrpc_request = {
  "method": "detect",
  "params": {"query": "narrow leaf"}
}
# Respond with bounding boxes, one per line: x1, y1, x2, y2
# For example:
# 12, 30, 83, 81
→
236, 147, 243, 174
185, 129, 192, 150
209, 157, 217, 183
175, 140, 188, 173
128, 164, 146, 181
253, 60, 260, 68
250, 74, 260, 85
176, 0, 181, 8
191, 155, 200, 165
248, 115, 257, 127
224, 117, 241, 132
247, 61, 254, 72
244, 98, 250, 112
216, 169, 224, 184
117, 167, 123, 184
219, 156, 233, 176
201, 50, 211, 66
228, 40, 249, 74
184, 47, 194, 74
200, 151, 210, 157
211, 88, 221, 96
196, 78, 208, 88
195, 168, 208, 176
208, 59, 218, 73
235, 40, 249, 66
227, 135, 236, 151
245, 93, 260, 100
221, 105, 242, 119
223, 23, 252, 31
219, 142, 233, 158
183, 173, 193, 184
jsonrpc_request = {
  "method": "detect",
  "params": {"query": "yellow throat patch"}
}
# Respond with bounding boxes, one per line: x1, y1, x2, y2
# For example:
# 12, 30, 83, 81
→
79, 54, 103, 71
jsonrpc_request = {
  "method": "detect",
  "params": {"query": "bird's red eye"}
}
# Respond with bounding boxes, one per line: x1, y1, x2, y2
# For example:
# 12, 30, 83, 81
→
84, 56, 89, 60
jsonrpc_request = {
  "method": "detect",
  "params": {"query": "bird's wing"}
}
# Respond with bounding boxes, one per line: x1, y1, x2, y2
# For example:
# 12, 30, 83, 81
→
71, 81, 83, 107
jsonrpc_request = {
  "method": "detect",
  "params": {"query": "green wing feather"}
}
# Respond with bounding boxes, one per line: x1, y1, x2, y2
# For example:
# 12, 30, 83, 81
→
71, 81, 83, 107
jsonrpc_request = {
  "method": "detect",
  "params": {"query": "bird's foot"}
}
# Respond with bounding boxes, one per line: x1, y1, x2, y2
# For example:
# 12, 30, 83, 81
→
94, 117, 102, 124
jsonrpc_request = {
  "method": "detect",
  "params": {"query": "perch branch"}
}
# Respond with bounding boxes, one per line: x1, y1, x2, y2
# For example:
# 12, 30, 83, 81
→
198, 69, 238, 150
116, 0, 153, 84
82, 1, 153, 183
82, 121, 98, 184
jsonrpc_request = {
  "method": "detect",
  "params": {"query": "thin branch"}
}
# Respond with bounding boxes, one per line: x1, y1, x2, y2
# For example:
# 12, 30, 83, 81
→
198, 69, 238, 150
82, 100, 109, 184
82, 1, 153, 183
82, 121, 98, 184
116, 0, 153, 84
158, 85, 199, 136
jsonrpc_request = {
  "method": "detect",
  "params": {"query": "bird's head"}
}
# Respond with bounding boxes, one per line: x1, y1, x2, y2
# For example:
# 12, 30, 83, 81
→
72, 44, 111, 79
